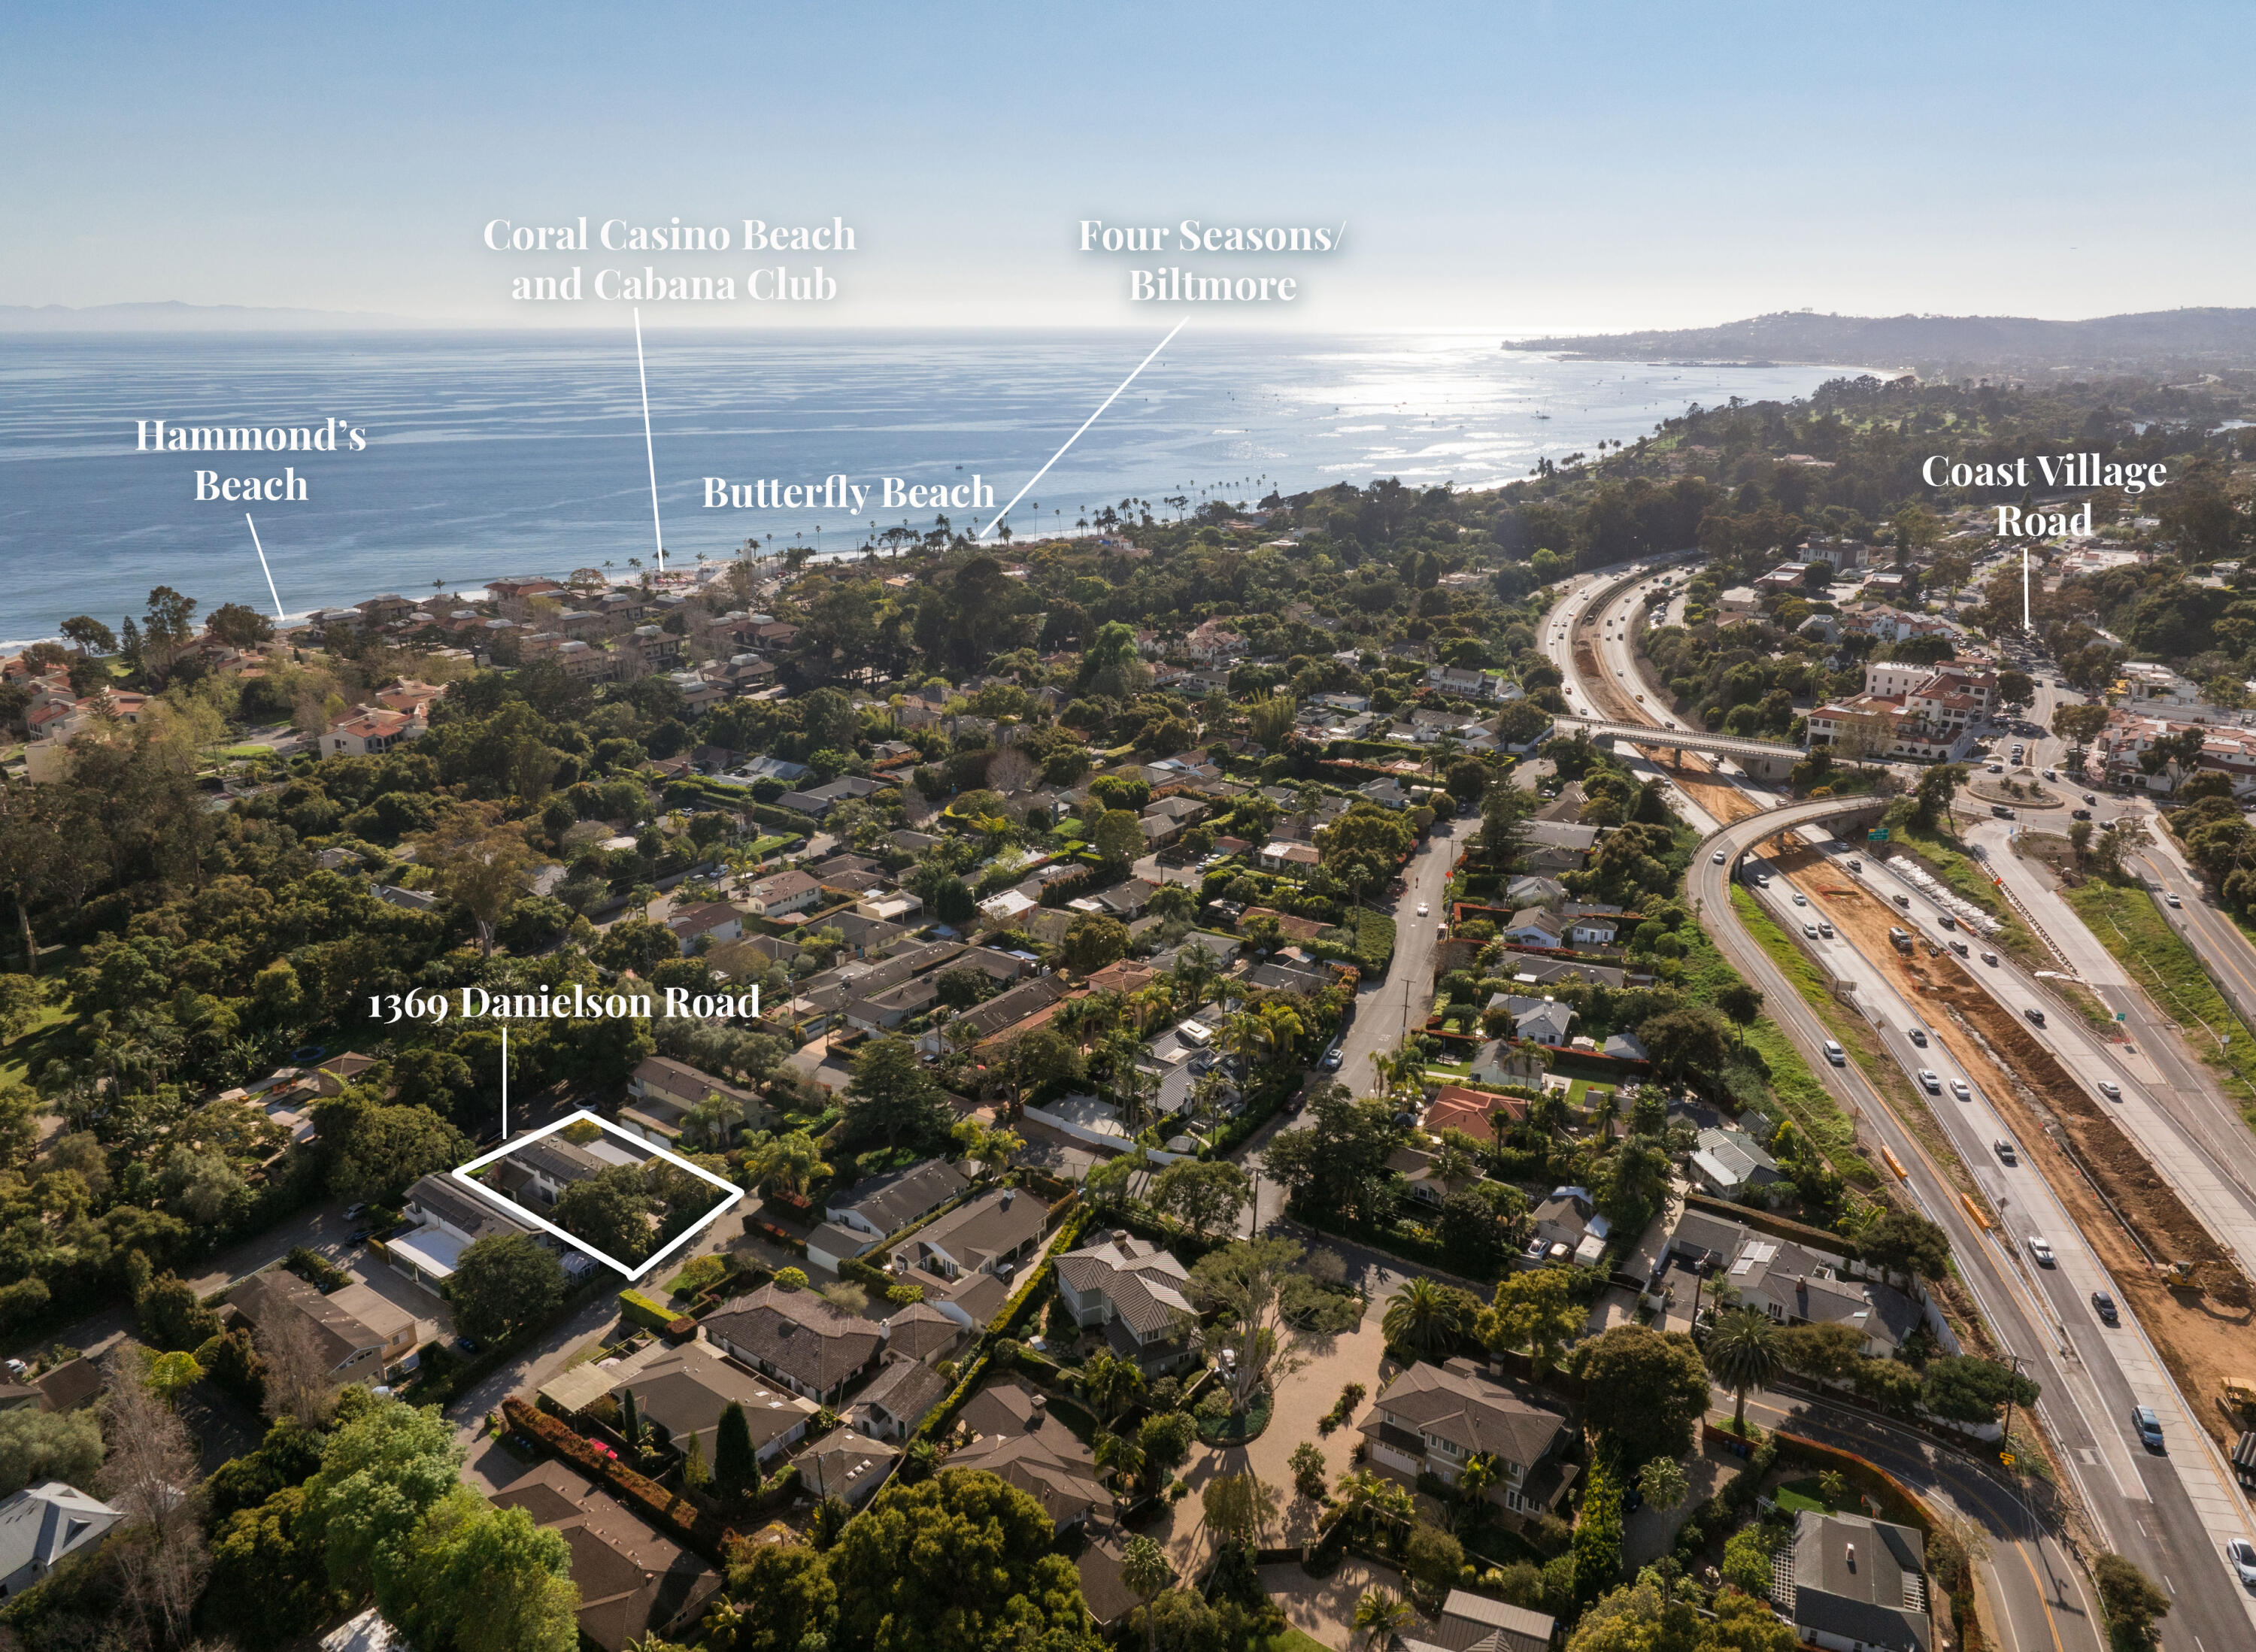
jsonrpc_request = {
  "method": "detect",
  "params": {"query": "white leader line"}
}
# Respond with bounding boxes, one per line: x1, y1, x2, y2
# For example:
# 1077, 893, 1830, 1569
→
634, 308, 665, 571
978, 317, 1187, 541
243, 514, 286, 620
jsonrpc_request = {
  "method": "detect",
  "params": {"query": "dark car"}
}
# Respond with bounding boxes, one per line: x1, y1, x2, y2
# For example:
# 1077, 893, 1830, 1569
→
2091, 1291, 2118, 1326
2071, 808, 2091, 820
2025, 1007, 2046, 1027
347, 1228, 373, 1247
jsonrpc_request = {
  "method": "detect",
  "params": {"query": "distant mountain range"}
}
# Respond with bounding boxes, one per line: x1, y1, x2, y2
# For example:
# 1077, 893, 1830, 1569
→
1506, 308, 2256, 372
0, 300, 416, 332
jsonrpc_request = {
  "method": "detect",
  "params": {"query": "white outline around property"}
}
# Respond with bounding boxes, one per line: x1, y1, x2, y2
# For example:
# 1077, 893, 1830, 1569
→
450, 1108, 742, 1281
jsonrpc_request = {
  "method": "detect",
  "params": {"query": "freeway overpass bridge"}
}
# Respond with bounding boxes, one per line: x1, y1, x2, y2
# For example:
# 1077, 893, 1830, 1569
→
1552, 715, 1805, 781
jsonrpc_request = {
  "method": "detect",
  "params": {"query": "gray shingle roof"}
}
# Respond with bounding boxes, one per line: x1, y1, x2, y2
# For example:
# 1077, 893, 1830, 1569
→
1360, 1359, 1570, 1469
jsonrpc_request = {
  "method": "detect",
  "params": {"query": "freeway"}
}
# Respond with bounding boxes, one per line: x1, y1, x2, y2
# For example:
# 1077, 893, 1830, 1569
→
1545, 574, 2256, 1650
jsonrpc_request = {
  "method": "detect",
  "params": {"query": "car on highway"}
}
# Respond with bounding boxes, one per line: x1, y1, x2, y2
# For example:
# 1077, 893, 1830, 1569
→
1751, 873, 1771, 888
1792, 893, 1807, 906
1848, 857, 1862, 871
1894, 894, 1911, 909
2165, 892, 2182, 908
1819, 922, 1834, 938
1917, 1069, 1941, 1093
1803, 923, 1819, 938
1636, 694, 1645, 702
2227, 1536, 2256, 1586
2132, 1405, 2165, 1450
1948, 938, 1969, 956
2097, 1080, 2121, 1099
1937, 912, 1955, 930
1712, 850, 1727, 864
2027, 1235, 2055, 1267
1908, 1026, 1928, 1046
1951, 1078, 1970, 1099
1416, 902, 1428, 917
2025, 1007, 2046, 1026
1981, 950, 1997, 965
1994, 1139, 2017, 1163
1823, 1040, 1845, 1065
2091, 1290, 2119, 1326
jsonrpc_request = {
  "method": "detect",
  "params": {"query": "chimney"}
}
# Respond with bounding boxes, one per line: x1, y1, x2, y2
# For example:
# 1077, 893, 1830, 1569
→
1844, 1541, 1857, 1571
1002, 1189, 1015, 1208
1112, 1229, 1130, 1245
1029, 1393, 1047, 1427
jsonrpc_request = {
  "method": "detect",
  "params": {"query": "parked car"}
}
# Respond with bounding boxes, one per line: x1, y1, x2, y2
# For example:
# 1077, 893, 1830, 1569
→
1319, 1041, 1343, 1072
2132, 1405, 2165, 1450
342, 1203, 367, 1221
2027, 1235, 2055, 1267
2091, 1291, 2119, 1326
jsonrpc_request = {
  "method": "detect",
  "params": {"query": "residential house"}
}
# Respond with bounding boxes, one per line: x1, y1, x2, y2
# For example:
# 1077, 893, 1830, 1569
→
226, 1269, 418, 1385
623, 1056, 766, 1147
948, 1384, 1111, 1529
666, 902, 744, 955
1502, 955, 1627, 990
1723, 1237, 1924, 1357
1424, 1084, 1524, 1136
490, 1460, 721, 1652
493, 1135, 614, 1211
1484, 993, 1575, 1046
1402, 1592, 1557, 1652
386, 1173, 541, 1296
612, 1341, 817, 1463
1497, 908, 1569, 949
1054, 1230, 1199, 1375
702, 1284, 885, 1403
1517, 820, 1600, 872
929, 975, 1069, 1052
1257, 840, 1321, 873
901, 1187, 1045, 1285
806, 1159, 969, 1272
1356, 1358, 1577, 1518
32, 1362, 100, 1416
1506, 874, 1568, 907
843, 977, 937, 1035
1467, 1040, 1548, 1090
1776, 1512, 1931, 1652
743, 869, 823, 917
854, 1355, 952, 1441
799, 1428, 902, 1506
1529, 1187, 1609, 1267
1688, 1125, 1782, 1201
320, 705, 426, 759
1184, 618, 1248, 665
0, 1484, 121, 1599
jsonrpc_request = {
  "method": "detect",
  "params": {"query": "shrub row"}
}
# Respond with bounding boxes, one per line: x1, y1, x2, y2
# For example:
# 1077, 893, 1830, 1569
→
502, 1396, 739, 1564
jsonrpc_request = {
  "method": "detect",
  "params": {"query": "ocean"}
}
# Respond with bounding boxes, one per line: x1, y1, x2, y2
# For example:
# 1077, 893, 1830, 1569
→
0, 329, 1857, 644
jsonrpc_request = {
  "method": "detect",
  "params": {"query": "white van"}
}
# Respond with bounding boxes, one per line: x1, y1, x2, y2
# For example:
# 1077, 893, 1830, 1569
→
1823, 1040, 1845, 1066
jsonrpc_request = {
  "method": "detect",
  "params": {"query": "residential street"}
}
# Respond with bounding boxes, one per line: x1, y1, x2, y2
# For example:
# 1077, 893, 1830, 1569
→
1235, 816, 1466, 1232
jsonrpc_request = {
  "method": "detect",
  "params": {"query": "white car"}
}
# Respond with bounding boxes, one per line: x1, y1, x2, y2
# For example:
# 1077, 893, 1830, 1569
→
2027, 1235, 2056, 1267
1712, 850, 1727, 864
1950, 1079, 1969, 1100
2165, 893, 2182, 908
2227, 1537, 2256, 1587
1917, 1069, 1941, 1094
1803, 923, 1818, 938
1792, 893, 1808, 906
1415, 902, 1429, 917
2097, 1081, 2121, 1100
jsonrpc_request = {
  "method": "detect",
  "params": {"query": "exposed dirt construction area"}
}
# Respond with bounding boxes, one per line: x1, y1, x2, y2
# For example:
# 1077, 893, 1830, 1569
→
1779, 849, 2256, 1452
1571, 635, 1763, 824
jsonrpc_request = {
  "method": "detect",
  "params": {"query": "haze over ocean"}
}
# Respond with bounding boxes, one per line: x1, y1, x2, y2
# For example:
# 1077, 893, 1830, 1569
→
0, 329, 1857, 642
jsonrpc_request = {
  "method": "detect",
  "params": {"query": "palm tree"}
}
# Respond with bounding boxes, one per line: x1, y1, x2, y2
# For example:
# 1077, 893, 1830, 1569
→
1095, 1428, 1145, 1491
1382, 1277, 1463, 1362
1351, 1587, 1415, 1650
1119, 1534, 1172, 1652
1451, 1452, 1504, 1533
1706, 1307, 1784, 1434
745, 1129, 829, 1198
1080, 1348, 1147, 1424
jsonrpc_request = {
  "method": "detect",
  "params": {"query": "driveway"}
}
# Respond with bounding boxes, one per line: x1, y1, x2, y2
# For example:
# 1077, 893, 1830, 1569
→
1259, 1555, 1408, 1650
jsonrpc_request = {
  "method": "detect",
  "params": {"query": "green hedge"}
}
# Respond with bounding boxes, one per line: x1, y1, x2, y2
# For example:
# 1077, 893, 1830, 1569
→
750, 801, 820, 834
618, 1288, 675, 1333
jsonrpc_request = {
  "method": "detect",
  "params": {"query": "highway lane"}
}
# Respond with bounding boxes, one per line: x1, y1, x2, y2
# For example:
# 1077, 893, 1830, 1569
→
1546, 579, 2256, 1647
1702, 812, 2256, 1652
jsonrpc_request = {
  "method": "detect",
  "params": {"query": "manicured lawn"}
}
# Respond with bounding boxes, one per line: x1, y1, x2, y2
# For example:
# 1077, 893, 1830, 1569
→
1265, 1632, 1331, 1652
1565, 1079, 1615, 1108
1772, 1476, 1840, 1515
211, 743, 277, 759
746, 835, 796, 857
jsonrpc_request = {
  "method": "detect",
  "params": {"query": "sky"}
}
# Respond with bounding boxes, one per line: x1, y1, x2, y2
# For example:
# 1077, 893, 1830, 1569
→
4, 1, 2253, 335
